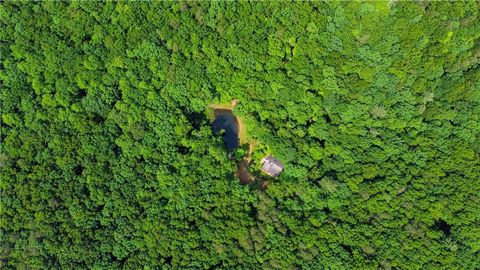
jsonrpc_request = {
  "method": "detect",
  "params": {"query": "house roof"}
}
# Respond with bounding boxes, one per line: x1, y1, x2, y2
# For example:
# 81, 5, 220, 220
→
260, 155, 284, 177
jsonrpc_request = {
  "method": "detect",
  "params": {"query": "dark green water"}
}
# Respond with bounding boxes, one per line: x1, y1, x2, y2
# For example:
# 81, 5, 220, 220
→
212, 109, 239, 152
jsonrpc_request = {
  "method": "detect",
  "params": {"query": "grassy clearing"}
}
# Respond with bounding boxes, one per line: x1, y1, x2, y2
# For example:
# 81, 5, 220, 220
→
236, 116, 247, 145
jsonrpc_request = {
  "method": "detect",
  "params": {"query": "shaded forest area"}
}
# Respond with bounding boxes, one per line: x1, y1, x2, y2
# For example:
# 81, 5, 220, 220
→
1, 1, 480, 269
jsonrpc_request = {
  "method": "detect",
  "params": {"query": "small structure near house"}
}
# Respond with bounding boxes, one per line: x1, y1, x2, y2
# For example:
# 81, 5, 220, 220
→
260, 155, 284, 177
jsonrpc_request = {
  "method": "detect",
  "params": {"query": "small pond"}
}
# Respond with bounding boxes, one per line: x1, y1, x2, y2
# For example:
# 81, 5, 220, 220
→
237, 159, 253, 185
212, 109, 239, 152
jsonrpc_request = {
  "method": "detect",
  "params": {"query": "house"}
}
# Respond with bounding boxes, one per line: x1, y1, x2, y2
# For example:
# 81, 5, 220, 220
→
260, 155, 284, 177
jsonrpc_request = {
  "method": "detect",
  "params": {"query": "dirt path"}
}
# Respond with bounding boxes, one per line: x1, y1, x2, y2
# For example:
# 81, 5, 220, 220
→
236, 116, 247, 144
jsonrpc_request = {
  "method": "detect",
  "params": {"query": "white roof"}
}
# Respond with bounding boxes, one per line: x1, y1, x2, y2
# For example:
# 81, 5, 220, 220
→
260, 155, 283, 177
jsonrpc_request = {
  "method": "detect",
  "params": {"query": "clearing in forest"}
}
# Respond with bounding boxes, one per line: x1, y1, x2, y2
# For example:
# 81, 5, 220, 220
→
209, 99, 247, 145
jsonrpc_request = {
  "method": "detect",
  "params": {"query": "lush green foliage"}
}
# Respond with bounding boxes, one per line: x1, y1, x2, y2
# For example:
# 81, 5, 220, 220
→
1, 1, 480, 269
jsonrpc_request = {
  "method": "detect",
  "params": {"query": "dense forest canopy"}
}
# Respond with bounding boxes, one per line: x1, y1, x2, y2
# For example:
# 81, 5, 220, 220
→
1, 1, 480, 269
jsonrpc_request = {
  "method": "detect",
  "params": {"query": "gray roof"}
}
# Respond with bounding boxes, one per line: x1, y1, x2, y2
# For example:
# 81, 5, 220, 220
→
260, 155, 284, 177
